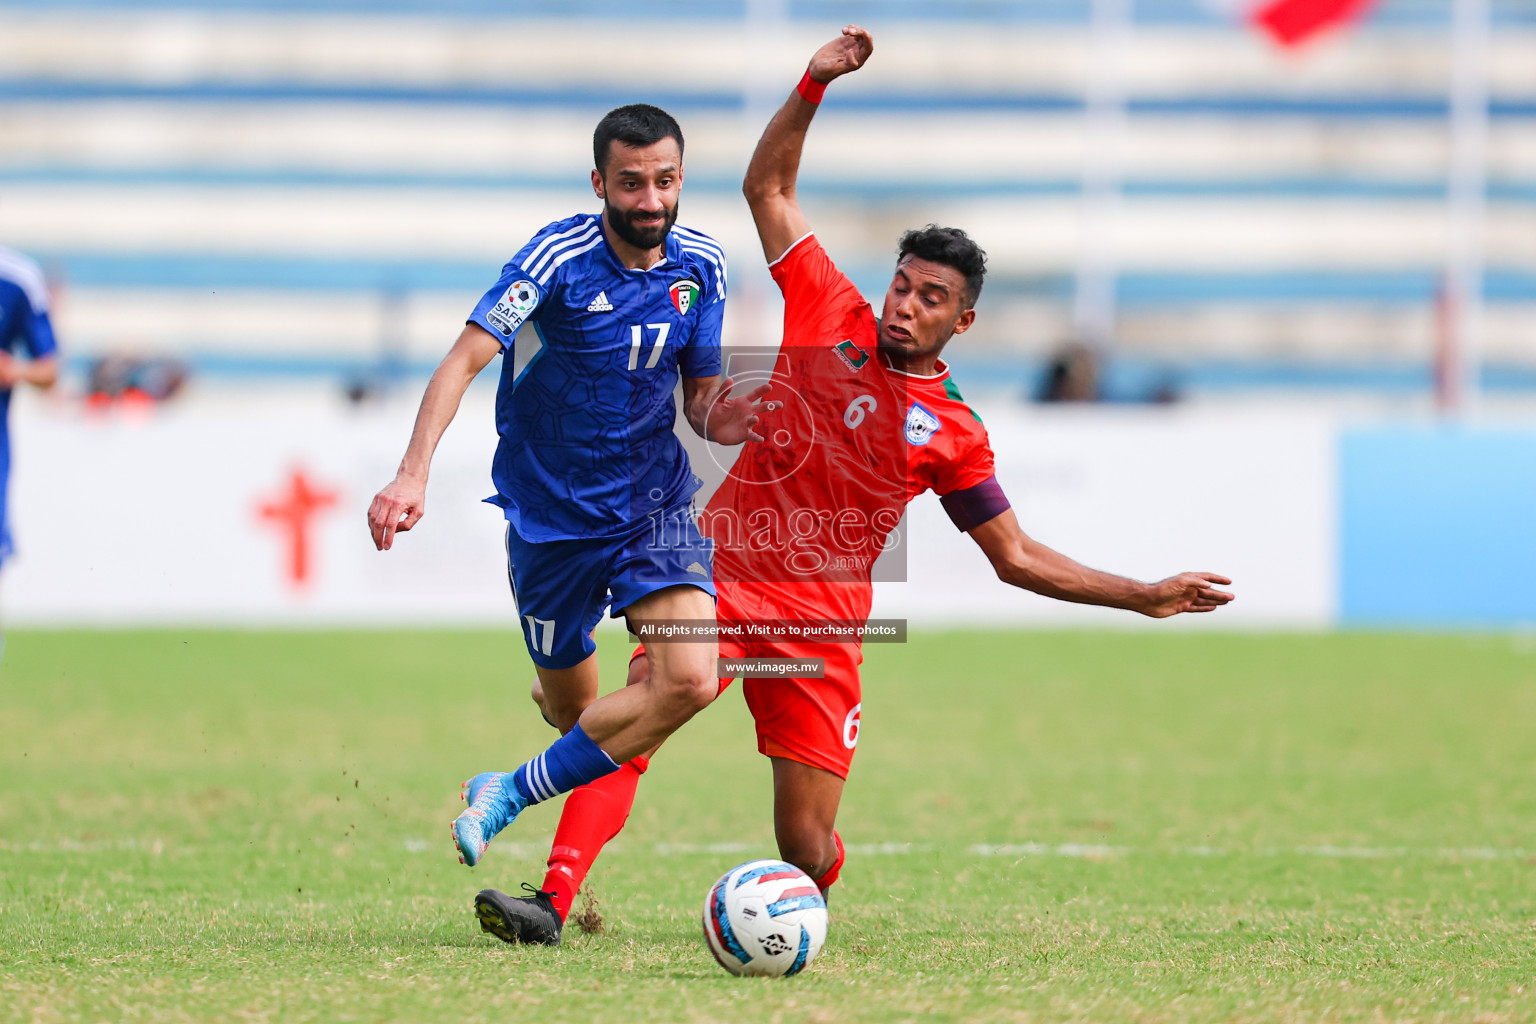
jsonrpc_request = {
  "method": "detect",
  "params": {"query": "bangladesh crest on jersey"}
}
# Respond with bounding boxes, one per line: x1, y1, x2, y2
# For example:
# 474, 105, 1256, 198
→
833, 338, 870, 371
904, 402, 942, 446
668, 279, 701, 315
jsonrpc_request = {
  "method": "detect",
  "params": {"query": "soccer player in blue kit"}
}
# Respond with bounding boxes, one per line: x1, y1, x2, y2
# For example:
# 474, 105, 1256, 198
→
0, 244, 60, 650
367, 106, 766, 871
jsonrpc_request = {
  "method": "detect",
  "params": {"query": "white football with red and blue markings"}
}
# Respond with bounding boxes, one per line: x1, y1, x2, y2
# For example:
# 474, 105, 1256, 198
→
702, 859, 828, 977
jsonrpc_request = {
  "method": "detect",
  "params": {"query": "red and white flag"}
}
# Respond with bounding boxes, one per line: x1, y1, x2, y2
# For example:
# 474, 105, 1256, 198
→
1213, 0, 1379, 46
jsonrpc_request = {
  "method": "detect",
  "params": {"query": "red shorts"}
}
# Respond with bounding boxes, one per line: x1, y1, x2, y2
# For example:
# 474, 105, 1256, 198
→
630, 639, 864, 779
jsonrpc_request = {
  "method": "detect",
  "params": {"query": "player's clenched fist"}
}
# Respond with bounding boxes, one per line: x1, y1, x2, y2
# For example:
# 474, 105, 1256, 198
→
368, 475, 426, 551
808, 24, 873, 83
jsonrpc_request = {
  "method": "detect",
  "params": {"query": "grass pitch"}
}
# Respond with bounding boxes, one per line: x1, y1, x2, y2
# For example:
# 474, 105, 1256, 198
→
2, 629, 1535, 1023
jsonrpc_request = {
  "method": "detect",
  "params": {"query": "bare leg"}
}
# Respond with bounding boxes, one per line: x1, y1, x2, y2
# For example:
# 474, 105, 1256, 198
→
770, 757, 846, 882
532, 650, 665, 761
617, 649, 668, 761
529, 653, 601, 734
458, 597, 714, 869
573, 584, 719, 762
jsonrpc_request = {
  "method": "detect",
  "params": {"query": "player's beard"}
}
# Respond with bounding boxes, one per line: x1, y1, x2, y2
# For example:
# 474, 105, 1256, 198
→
605, 199, 678, 251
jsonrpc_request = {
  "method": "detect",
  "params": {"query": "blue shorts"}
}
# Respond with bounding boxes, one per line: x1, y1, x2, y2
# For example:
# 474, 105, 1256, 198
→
505, 503, 716, 670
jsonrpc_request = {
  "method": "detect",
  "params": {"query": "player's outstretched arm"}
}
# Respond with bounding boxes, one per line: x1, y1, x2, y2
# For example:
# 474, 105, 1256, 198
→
742, 25, 873, 262
967, 509, 1234, 618
367, 323, 501, 551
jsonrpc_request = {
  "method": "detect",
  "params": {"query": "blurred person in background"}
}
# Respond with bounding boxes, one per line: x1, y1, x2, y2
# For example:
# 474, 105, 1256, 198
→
1034, 341, 1182, 405
0, 244, 60, 655
1036, 340, 1100, 402
84, 355, 188, 411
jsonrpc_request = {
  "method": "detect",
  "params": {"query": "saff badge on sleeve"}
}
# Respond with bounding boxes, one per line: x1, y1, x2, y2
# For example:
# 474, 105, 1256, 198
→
487, 280, 540, 336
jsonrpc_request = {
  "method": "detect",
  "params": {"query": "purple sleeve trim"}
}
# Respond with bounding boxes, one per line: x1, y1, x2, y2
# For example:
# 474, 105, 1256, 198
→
940, 475, 1011, 532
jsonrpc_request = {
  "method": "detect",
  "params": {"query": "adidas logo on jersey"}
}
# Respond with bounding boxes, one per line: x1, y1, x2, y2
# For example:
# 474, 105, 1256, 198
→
586, 291, 614, 312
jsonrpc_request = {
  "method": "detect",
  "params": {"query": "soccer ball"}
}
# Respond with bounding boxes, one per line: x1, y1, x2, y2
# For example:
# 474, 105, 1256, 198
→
701, 859, 828, 977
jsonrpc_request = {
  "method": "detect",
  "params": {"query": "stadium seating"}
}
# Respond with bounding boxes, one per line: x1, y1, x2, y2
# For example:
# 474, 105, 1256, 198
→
0, 0, 1532, 395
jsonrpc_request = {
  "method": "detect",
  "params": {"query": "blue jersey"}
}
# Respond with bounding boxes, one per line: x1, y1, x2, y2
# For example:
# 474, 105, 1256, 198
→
0, 246, 56, 444
0, 246, 57, 561
469, 214, 726, 542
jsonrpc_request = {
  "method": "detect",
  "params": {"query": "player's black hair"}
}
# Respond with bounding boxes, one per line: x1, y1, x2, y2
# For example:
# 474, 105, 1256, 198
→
593, 104, 685, 174
897, 225, 988, 309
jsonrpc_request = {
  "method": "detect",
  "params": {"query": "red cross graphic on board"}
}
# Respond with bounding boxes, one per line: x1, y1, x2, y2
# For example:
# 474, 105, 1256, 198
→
255, 467, 340, 589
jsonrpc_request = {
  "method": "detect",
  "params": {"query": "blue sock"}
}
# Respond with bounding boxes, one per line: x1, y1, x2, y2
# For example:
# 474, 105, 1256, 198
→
513, 723, 620, 805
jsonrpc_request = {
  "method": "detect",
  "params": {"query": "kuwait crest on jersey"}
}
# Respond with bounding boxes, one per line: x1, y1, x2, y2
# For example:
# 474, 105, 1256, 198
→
668, 279, 701, 315
832, 338, 870, 371
904, 402, 942, 446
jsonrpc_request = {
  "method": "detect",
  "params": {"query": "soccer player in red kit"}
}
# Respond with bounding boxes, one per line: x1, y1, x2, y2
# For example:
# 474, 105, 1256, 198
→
471, 25, 1234, 945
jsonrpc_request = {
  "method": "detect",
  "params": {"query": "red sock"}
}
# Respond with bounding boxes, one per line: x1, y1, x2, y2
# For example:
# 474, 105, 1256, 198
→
812, 830, 845, 893
541, 755, 648, 921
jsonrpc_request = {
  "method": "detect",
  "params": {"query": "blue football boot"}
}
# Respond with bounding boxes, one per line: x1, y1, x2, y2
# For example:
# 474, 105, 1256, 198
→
452, 770, 528, 867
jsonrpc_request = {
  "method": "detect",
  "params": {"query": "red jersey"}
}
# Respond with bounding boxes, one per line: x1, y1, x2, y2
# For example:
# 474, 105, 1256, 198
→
704, 234, 1002, 627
